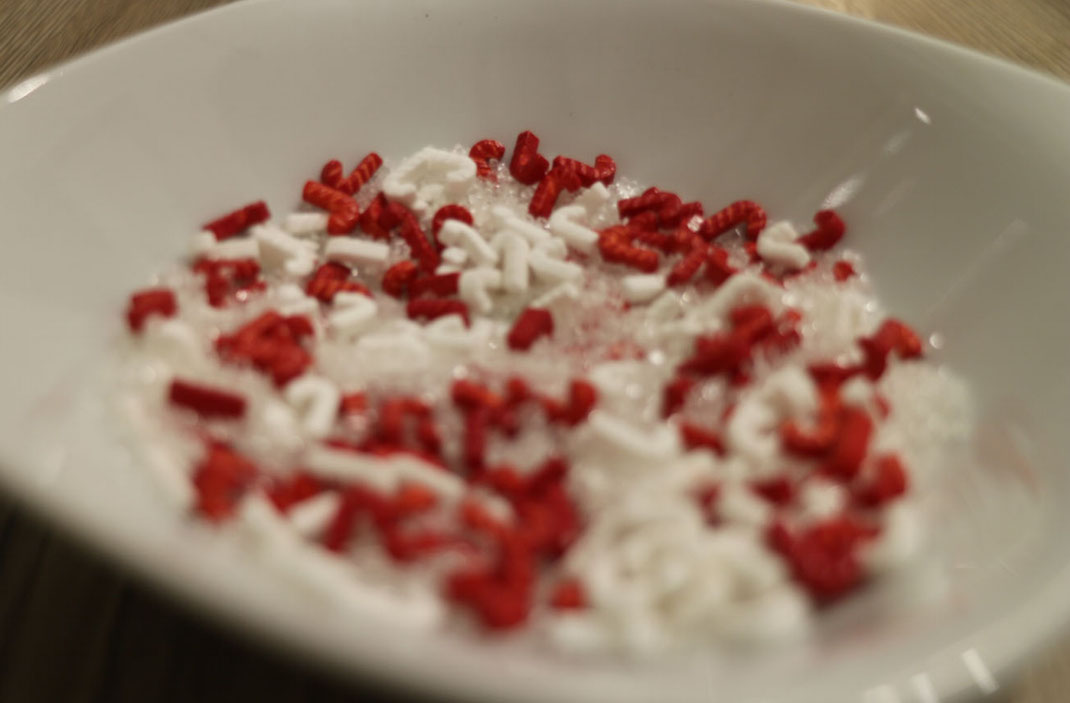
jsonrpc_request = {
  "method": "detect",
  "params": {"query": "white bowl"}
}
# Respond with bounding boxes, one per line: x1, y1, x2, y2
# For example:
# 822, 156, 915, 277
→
1, 1, 1069, 701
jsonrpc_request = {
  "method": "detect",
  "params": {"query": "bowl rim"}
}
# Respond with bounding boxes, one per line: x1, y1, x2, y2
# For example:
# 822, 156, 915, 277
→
2, 1, 1070, 701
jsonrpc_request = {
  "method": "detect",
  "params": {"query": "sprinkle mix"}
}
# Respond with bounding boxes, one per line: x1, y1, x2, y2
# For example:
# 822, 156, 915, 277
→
119, 132, 971, 653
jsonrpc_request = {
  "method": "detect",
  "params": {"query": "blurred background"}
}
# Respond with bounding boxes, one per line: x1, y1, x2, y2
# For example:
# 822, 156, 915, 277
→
0, 1, 1067, 702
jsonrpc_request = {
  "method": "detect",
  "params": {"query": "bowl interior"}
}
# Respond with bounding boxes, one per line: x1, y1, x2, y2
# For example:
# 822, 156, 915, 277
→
1, 0, 1069, 701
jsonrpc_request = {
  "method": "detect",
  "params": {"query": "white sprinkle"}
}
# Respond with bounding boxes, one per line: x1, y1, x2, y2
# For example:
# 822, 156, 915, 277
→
141, 318, 201, 364
459, 268, 502, 315
861, 502, 923, 574
283, 255, 317, 278
284, 375, 342, 439
840, 375, 872, 407
646, 290, 685, 322
760, 366, 818, 417
238, 494, 296, 548
756, 220, 810, 271
252, 223, 317, 273
283, 212, 329, 236
382, 147, 477, 214
586, 411, 682, 461
532, 282, 580, 308
499, 233, 531, 293
327, 294, 378, 340
621, 274, 666, 303
713, 586, 811, 644
439, 220, 498, 266
393, 456, 466, 502
197, 235, 259, 261
535, 236, 569, 260
258, 400, 304, 452
324, 237, 390, 266
686, 272, 782, 326
423, 313, 474, 350
724, 396, 780, 474
303, 445, 399, 491
189, 230, 217, 257
441, 246, 468, 266
717, 482, 773, 528
287, 491, 342, 538
493, 206, 553, 245
275, 283, 320, 317
529, 250, 583, 284
572, 182, 612, 217
549, 204, 599, 253
798, 479, 847, 522
545, 615, 611, 655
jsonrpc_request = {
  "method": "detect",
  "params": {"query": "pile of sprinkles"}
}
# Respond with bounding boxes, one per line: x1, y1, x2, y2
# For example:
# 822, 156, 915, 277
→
119, 131, 971, 653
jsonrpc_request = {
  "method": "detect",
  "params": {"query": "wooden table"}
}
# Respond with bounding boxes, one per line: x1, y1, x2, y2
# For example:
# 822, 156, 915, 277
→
1, 1, 1068, 701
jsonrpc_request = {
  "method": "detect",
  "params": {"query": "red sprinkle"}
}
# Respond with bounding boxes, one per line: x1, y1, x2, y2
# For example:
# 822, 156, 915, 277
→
632, 229, 675, 253
656, 193, 684, 228
705, 246, 738, 286
750, 477, 795, 506
193, 258, 264, 308
598, 225, 660, 273
769, 516, 876, 602
381, 260, 420, 298
452, 379, 504, 412
680, 422, 725, 455
266, 472, 323, 513
666, 233, 708, 286
409, 272, 461, 298
833, 259, 857, 282
662, 375, 694, 418
699, 200, 767, 240
781, 389, 842, 458
339, 392, 368, 416
321, 153, 383, 195
797, 210, 846, 252
397, 210, 440, 273
126, 288, 177, 332
461, 407, 491, 472
323, 485, 390, 553
394, 484, 440, 516
302, 181, 360, 235
358, 193, 391, 240
593, 154, 616, 184
551, 156, 599, 188
528, 169, 565, 219
407, 298, 470, 326
618, 187, 670, 219
509, 131, 550, 185
319, 159, 345, 190
559, 379, 598, 426
215, 311, 313, 387
469, 139, 507, 180
506, 307, 554, 351
820, 407, 873, 481
431, 204, 474, 245
305, 262, 372, 303
858, 319, 924, 380
854, 453, 909, 507
344, 153, 384, 195
549, 579, 588, 610
202, 201, 270, 241
168, 379, 247, 419
191, 443, 258, 522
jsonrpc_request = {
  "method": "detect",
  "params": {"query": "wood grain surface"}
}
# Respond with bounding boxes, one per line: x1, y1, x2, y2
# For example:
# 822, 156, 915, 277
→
1, 1, 1068, 701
